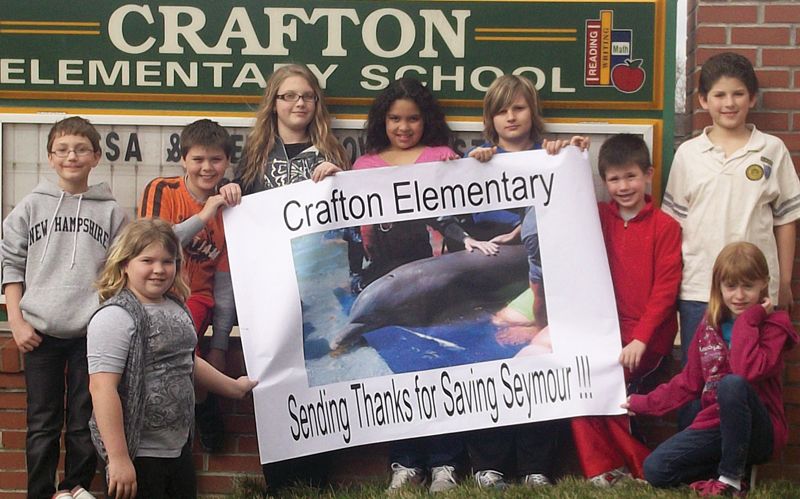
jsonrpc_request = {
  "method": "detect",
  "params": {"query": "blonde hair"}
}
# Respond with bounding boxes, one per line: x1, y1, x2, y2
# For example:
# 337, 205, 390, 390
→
96, 218, 190, 302
239, 64, 349, 190
707, 242, 769, 329
482, 74, 545, 146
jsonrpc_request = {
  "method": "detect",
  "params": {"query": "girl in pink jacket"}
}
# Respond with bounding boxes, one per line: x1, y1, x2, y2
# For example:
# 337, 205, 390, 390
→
624, 242, 797, 496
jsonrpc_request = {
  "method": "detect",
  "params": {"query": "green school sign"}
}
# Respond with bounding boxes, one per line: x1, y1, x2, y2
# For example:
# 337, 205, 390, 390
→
0, 1, 668, 115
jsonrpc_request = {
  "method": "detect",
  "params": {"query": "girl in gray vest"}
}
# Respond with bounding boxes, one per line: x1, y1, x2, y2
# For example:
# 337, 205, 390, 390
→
87, 219, 255, 499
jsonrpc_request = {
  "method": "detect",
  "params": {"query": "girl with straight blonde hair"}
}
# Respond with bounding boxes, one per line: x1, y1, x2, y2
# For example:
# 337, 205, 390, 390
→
464, 73, 589, 490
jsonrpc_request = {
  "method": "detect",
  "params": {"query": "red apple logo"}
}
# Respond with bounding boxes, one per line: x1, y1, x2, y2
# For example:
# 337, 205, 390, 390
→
611, 59, 646, 94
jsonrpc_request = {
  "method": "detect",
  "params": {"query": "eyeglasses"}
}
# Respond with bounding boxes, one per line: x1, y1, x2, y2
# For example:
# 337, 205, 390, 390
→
50, 147, 95, 158
276, 92, 319, 103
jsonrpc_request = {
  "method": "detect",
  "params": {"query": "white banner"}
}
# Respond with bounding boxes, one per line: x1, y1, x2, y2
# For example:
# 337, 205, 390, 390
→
224, 147, 626, 464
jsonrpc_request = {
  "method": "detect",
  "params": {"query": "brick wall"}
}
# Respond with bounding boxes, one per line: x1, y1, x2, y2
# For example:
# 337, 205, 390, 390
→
685, 0, 800, 481
0, 336, 27, 498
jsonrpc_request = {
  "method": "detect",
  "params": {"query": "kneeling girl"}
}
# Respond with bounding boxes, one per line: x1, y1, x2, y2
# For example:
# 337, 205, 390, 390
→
625, 242, 797, 495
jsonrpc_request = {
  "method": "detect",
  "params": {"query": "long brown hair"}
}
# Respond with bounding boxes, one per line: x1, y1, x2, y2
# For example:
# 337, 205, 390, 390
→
707, 242, 769, 329
239, 64, 349, 190
96, 218, 190, 302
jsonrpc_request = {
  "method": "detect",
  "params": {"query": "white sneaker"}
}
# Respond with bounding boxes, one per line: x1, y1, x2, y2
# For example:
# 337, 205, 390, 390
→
522, 473, 552, 487
387, 462, 425, 493
70, 488, 97, 499
589, 466, 631, 487
430, 465, 458, 493
474, 469, 508, 489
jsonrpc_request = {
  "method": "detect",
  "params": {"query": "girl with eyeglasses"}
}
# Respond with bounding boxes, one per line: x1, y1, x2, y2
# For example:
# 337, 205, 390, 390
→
234, 63, 349, 496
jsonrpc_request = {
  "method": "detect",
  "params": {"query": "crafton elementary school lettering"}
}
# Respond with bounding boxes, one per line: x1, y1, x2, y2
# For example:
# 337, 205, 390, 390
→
282, 171, 555, 232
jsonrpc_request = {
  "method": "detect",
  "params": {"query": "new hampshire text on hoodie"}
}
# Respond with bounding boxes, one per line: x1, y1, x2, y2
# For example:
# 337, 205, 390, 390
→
1, 179, 127, 338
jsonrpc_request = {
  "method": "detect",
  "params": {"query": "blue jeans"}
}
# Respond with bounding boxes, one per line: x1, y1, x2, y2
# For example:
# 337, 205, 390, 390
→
24, 334, 96, 499
678, 300, 707, 364
644, 375, 773, 487
521, 206, 542, 282
677, 300, 707, 429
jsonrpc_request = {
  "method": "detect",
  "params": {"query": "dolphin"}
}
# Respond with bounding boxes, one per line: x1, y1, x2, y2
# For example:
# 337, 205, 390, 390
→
329, 244, 529, 353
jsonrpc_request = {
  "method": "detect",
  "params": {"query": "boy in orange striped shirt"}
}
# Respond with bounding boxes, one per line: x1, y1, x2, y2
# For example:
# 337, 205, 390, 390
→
139, 119, 241, 452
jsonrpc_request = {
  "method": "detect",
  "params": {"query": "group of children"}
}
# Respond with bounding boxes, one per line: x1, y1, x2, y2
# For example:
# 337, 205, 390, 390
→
1, 51, 798, 498
2, 116, 256, 499
599, 52, 799, 498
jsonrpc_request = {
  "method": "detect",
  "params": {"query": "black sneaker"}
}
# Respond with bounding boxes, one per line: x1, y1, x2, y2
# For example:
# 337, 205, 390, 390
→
195, 394, 224, 453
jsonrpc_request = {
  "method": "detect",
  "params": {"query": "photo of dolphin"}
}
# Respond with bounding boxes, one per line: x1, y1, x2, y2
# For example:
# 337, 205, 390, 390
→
329, 244, 529, 352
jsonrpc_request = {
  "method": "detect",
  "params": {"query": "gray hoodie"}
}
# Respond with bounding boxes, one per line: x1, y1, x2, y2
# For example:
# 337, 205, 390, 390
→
1, 179, 127, 338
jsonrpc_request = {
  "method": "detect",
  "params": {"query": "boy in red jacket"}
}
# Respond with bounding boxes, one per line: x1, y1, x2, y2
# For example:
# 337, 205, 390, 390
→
571, 134, 682, 486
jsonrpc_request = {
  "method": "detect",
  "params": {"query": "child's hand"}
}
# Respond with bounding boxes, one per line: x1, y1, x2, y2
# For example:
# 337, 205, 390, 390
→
569, 135, 591, 151
218, 182, 242, 207
311, 161, 342, 182
543, 136, 591, 155
231, 376, 258, 399
468, 146, 497, 163
542, 138, 570, 155
619, 339, 646, 371
761, 296, 775, 315
10, 317, 41, 353
464, 237, 499, 256
198, 194, 229, 223
106, 455, 137, 499
489, 230, 520, 245
441, 151, 461, 161
621, 396, 636, 416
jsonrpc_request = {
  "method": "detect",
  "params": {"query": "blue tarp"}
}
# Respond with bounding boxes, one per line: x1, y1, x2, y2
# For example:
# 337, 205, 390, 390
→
363, 320, 524, 373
